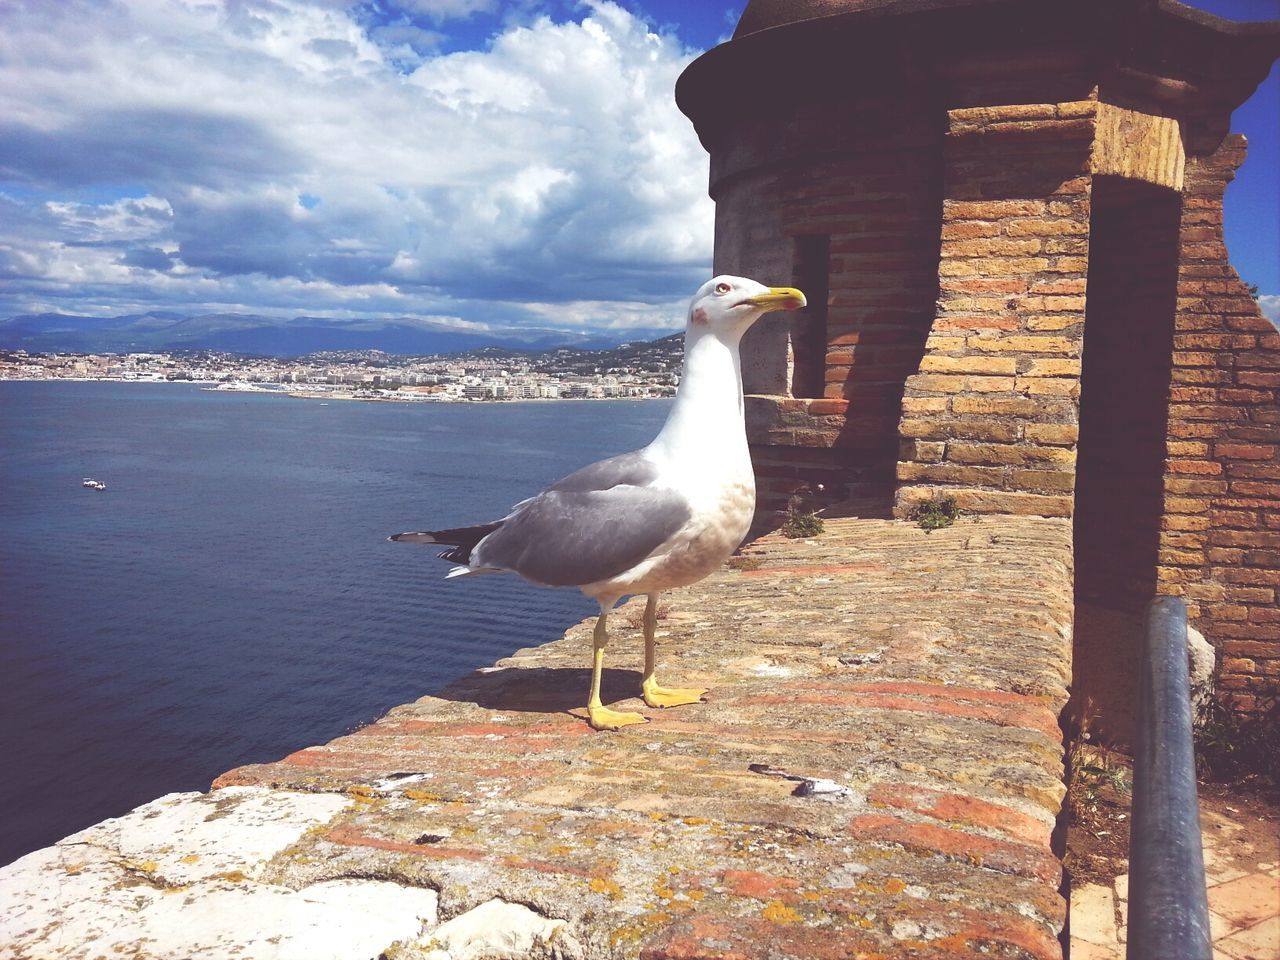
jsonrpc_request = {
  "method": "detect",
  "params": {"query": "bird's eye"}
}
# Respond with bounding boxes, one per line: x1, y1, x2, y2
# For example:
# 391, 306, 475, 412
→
715, 282, 731, 294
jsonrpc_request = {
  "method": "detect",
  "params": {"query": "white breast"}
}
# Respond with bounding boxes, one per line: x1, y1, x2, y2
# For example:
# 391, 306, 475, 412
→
583, 459, 755, 603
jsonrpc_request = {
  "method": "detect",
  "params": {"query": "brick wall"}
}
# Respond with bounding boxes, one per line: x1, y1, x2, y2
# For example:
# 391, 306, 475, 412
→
1159, 135, 1280, 712
894, 101, 1097, 518
713, 90, 943, 521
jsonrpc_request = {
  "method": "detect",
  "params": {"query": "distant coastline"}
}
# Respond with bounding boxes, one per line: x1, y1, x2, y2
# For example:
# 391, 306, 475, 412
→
1, 340, 682, 403
0, 375, 666, 404
200, 381, 664, 404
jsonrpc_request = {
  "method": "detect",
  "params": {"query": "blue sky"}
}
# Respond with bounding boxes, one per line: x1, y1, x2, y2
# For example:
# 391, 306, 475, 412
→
0, 0, 1275, 334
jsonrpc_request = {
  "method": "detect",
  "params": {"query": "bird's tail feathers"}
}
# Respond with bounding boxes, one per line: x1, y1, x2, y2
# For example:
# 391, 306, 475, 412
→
388, 522, 502, 568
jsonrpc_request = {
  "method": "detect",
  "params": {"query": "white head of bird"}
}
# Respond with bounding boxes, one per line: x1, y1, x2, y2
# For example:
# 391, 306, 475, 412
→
686, 275, 807, 343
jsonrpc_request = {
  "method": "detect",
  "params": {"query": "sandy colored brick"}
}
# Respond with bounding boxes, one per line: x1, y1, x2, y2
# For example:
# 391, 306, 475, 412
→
1024, 358, 1083, 377
917, 355, 1019, 375
948, 442, 1077, 467
967, 335, 1079, 355
1025, 423, 1080, 445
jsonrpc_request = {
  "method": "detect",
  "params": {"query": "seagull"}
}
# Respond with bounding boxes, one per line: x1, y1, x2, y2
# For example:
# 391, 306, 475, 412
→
390, 276, 806, 730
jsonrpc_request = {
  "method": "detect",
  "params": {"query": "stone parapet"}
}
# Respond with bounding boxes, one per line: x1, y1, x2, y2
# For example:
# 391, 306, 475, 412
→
1, 517, 1075, 959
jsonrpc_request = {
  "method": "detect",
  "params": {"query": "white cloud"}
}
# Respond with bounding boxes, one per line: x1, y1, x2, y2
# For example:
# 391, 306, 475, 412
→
388, 0, 496, 21
1259, 294, 1279, 325
45, 196, 174, 245
0, 0, 714, 334
520, 296, 686, 331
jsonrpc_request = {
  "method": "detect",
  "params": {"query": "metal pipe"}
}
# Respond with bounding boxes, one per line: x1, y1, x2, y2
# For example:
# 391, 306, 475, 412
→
1126, 596, 1211, 960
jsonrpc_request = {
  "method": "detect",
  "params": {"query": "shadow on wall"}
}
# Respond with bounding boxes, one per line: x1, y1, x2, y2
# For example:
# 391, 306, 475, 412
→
1070, 175, 1182, 744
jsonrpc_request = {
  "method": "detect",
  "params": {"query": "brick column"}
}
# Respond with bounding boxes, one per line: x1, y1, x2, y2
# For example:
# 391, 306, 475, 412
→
895, 101, 1097, 518
1160, 135, 1280, 712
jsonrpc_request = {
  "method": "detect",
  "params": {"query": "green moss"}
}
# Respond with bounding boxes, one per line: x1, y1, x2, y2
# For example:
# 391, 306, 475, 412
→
781, 498, 824, 539
909, 495, 959, 531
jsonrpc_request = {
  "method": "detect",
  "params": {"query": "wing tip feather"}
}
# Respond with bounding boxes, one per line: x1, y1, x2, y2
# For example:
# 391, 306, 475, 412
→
388, 531, 439, 544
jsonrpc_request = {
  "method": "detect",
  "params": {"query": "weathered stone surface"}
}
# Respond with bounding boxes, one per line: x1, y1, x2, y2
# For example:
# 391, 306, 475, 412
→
401, 898, 576, 960
1187, 625, 1217, 724
1089, 102, 1184, 190
0, 517, 1073, 960
0, 788, 438, 960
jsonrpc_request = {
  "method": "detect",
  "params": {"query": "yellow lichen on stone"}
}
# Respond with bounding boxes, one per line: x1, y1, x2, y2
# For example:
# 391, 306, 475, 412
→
590, 877, 623, 900
762, 900, 802, 923
402, 789, 442, 802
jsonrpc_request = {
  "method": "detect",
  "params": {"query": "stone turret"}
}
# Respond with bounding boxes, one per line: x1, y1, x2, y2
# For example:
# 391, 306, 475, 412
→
677, 0, 1280, 715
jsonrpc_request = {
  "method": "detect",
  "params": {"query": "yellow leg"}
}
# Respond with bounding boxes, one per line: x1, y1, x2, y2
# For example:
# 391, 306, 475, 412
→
587, 606, 646, 731
640, 592, 706, 709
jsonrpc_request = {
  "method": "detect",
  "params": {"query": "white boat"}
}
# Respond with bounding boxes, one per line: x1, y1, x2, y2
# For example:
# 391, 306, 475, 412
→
81, 478, 106, 491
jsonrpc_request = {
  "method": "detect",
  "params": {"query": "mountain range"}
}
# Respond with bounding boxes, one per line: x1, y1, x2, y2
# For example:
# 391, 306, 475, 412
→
0, 311, 661, 357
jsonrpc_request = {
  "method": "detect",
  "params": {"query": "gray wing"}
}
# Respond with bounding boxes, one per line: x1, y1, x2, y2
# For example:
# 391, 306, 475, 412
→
472, 451, 690, 587
547, 449, 661, 493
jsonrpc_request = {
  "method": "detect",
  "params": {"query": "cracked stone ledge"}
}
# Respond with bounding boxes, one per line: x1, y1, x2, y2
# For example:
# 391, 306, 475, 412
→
0, 787, 573, 960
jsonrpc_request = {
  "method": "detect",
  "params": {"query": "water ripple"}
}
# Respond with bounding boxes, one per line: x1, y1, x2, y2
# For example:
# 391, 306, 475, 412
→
0, 382, 670, 865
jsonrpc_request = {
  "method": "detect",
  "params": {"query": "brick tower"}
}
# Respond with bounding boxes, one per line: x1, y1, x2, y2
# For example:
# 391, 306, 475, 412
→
677, 0, 1280, 716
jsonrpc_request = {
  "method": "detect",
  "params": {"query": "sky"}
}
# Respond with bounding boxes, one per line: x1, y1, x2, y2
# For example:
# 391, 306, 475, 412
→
0, 0, 1276, 336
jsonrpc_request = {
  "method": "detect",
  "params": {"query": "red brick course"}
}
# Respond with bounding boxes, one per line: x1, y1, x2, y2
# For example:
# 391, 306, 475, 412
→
216, 518, 1074, 960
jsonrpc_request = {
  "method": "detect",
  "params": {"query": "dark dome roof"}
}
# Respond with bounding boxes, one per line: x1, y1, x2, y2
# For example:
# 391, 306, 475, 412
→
732, 0, 1280, 41
732, 0, 914, 39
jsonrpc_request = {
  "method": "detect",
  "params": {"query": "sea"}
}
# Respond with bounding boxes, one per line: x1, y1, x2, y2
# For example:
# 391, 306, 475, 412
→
0, 381, 672, 867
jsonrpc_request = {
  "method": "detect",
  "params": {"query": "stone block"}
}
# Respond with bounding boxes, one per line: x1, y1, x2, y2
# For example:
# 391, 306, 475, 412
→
967, 335, 1079, 355
1025, 423, 1079, 445
917, 355, 1019, 375
947, 442, 1076, 467
952, 396, 1073, 418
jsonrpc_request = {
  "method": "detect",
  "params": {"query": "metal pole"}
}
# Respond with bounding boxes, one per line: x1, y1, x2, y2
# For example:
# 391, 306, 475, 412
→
1126, 596, 1211, 960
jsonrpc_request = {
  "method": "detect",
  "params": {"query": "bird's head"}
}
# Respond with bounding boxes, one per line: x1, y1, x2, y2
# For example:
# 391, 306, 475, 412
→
687, 275, 807, 340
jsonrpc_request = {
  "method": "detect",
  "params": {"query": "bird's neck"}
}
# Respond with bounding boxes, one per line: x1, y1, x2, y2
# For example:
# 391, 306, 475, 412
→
649, 327, 748, 461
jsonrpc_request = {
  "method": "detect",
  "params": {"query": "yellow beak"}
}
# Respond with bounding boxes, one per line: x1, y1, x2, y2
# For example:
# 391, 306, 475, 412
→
742, 287, 807, 312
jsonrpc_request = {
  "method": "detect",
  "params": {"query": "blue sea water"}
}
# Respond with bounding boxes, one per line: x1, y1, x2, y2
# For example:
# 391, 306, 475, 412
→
0, 381, 671, 866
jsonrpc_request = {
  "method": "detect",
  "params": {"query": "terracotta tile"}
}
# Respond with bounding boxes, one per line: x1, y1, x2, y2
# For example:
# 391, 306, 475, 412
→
1215, 917, 1280, 960
1208, 874, 1280, 931
1214, 910, 1239, 941
1072, 883, 1119, 945
1071, 940, 1123, 960
1210, 866, 1252, 886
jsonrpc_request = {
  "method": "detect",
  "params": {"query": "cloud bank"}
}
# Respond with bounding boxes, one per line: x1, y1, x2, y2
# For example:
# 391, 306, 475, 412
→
0, 0, 714, 333
1260, 295, 1280, 326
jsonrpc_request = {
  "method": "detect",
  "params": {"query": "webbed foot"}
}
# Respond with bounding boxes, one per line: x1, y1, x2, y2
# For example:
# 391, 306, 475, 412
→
588, 704, 648, 731
641, 679, 707, 709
